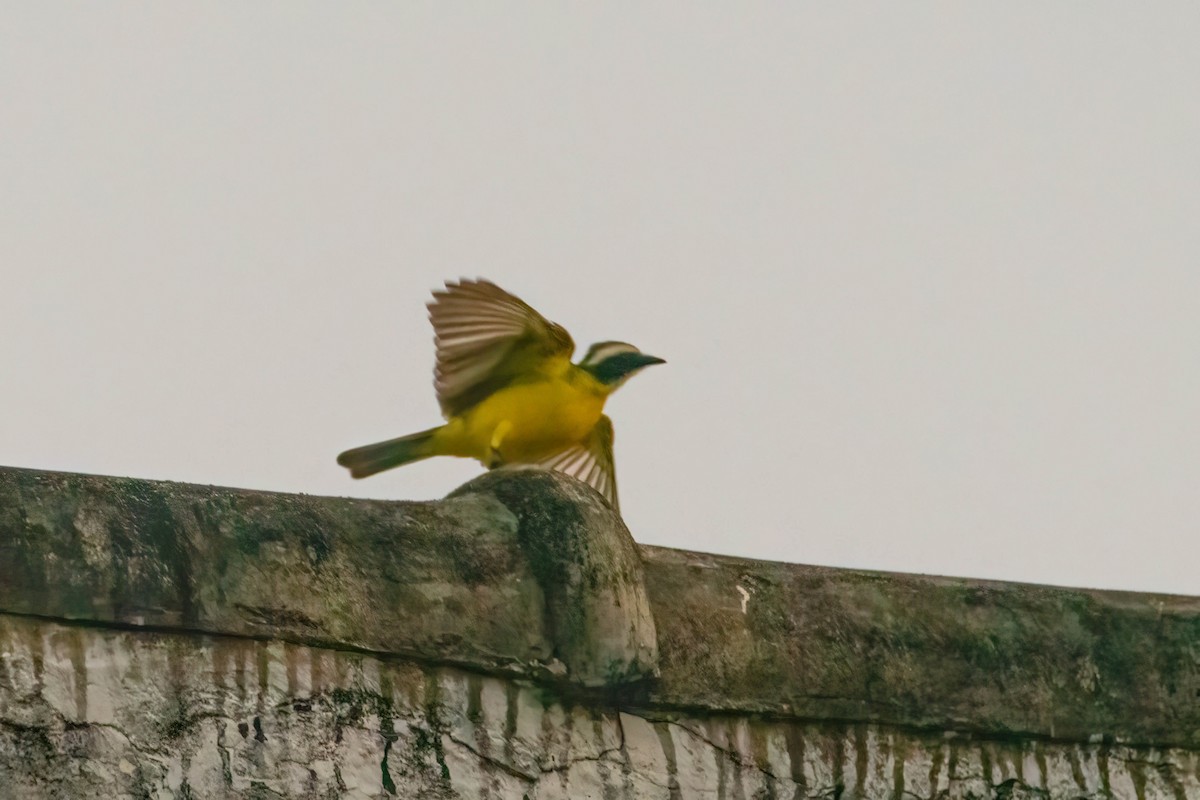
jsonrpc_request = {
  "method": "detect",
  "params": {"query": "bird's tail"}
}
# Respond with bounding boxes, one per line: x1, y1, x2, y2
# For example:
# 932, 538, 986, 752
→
336, 427, 441, 478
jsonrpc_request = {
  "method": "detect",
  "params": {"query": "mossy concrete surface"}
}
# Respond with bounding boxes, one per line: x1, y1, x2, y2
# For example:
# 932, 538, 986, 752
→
642, 546, 1200, 750
2, 464, 1199, 756
0, 465, 656, 687
451, 469, 658, 687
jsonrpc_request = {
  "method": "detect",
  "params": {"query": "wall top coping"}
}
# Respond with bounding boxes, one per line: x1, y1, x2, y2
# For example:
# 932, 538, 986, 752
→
1, 465, 1197, 749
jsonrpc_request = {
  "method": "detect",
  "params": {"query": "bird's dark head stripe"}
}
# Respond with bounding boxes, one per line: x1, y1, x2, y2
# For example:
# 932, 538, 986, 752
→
580, 341, 666, 384
581, 341, 639, 366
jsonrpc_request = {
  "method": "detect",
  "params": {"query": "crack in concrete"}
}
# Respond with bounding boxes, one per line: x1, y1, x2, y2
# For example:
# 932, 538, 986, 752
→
604, 712, 688, 794
2, 712, 137, 748
245, 779, 287, 799
661, 716, 794, 786
444, 732, 537, 783
445, 723, 642, 786
538, 745, 624, 776
0, 609, 544, 690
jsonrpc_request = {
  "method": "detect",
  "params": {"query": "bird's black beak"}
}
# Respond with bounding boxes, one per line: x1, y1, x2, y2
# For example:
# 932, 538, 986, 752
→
633, 354, 666, 368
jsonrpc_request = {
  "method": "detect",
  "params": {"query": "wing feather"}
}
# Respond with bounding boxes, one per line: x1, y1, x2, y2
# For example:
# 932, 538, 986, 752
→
526, 416, 619, 512
428, 279, 574, 417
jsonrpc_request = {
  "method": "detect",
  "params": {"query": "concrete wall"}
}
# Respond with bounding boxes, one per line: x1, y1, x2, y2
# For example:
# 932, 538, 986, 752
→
2, 465, 1198, 799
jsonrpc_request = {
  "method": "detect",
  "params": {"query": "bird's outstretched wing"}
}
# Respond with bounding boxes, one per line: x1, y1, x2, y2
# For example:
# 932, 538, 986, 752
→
531, 415, 619, 512
428, 279, 575, 418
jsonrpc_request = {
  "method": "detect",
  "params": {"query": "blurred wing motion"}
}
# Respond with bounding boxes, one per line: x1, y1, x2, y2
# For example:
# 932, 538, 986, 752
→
531, 415, 619, 511
428, 279, 575, 418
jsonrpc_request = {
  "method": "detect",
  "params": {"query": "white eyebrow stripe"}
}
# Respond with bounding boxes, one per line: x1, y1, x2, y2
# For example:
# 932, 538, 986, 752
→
581, 341, 640, 366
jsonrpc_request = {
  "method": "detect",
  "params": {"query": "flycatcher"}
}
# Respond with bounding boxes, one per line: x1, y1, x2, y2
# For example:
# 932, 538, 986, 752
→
337, 279, 664, 511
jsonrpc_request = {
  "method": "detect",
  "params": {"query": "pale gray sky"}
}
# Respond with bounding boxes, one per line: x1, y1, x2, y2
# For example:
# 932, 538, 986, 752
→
3, 5, 1198, 594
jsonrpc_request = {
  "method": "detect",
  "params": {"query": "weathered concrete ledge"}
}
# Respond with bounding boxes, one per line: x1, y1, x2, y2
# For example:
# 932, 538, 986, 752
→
0, 466, 656, 690
639, 546, 1200, 749
2, 464, 1199, 793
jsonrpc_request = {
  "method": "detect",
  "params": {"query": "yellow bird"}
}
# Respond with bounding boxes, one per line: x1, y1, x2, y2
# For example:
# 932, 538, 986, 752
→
336, 279, 664, 511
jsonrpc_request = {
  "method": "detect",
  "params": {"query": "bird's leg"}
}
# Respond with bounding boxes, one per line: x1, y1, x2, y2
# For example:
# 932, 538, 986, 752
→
485, 420, 513, 468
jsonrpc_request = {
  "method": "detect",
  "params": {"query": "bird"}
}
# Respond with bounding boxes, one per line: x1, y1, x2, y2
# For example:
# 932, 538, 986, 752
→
336, 279, 665, 512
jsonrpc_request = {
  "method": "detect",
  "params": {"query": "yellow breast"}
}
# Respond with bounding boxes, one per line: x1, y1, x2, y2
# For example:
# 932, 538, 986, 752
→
435, 372, 607, 464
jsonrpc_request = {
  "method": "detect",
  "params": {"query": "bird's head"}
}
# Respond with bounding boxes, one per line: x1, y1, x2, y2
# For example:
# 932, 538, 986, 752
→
579, 341, 666, 391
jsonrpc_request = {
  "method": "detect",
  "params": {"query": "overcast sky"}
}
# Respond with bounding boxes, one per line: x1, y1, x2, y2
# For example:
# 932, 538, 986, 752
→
3, 5, 1198, 595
